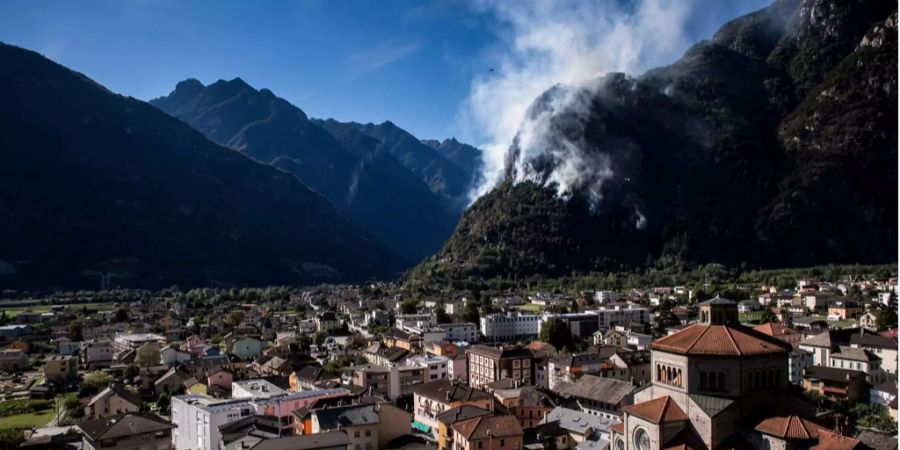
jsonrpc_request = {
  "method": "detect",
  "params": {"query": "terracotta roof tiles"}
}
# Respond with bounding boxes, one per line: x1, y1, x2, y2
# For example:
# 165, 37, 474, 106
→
650, 324, 790, 356
755, 415, 827, 440
623, 396, 688, 424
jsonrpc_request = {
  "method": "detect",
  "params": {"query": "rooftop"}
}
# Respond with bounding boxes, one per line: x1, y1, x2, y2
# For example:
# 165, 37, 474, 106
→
623, 396, 688, 424
650, 323, 790, 356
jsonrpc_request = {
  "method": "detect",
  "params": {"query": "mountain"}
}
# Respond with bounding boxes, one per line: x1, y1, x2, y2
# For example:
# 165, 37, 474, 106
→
411, 0, 897, 284
319, 120, 474, 209
421, 138, 484, 181
0, 43, 403, 289
151, 80, 459, 263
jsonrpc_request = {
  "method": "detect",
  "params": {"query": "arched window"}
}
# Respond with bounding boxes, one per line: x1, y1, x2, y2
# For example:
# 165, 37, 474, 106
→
676, 369, 682, 387
709, 372, 717, 391
700, 372, 707, 390
656, 364, 662, 381
717, 372, 725, 391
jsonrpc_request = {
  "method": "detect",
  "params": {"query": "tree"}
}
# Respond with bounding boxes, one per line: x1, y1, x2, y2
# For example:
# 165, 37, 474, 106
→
226, 311, 245, 326
851, 403, 898, 434
124, 364, 139, 380
114, 308, 129, 322
759, 309, 778, 324
540, 318, 574, 350
135, 345, 161, 368
83, 371, 113, 392
435, 303, 451, 324
876, 308, 897, 331
400, 299, 418, 314
314, 332, 326, 347
0, 311, 9, 325
68, 320, 84, 342
462, 302, 480, 324
156, 392, 171, 413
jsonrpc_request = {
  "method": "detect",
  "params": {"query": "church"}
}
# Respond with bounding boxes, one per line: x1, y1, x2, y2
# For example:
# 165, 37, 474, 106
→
609, 298, 866, 450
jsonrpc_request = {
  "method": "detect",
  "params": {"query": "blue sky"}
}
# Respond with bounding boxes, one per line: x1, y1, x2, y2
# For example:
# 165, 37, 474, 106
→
0, 0, 770, 142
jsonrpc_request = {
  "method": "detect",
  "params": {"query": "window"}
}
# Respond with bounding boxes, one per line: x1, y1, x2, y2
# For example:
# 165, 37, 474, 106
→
634, 428, 650, 450
355, 431, 360, 438
366, 430, 371, 437
500, 439, 505, 447
478, 441, 483, 449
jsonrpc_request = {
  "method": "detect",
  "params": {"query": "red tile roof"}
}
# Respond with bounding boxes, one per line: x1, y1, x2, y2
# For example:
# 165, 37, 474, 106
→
650, 324, 790, 356
610, 422, 625, 434
755, 415, 827, 440
811, 431, 864, 450
452, 415, 523, 440
623, 396, 688, 424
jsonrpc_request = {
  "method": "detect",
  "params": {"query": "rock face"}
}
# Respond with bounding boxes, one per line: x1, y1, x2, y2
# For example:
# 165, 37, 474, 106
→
413, 0, 897, 283
152, 81, 464, 264
0, 43, 404, 288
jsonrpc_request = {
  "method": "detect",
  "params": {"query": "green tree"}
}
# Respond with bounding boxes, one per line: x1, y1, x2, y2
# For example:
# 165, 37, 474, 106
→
135, 345, 161, 367
156, 392, 171, 413
759, 309, 778, 324
435, 303, 451, 324
314, 332, 326, 347
124, 364, 139, 380
82, 371, 113, 392
114, 308, 129, 322
400, 299, 418, 314
540, 318, 574, 350
462, 302, 481, 324
876, 308, 897, 331
68, 320, 84, 341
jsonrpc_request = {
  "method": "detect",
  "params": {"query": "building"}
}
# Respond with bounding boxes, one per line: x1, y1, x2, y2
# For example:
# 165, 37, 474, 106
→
113, 332, 165, 353
546, 352, 602, 390
396, 314, 435, 333
382, 329, 423, 352
78, 413, 174, 450
0, 324, 31, 338
554, 374, 635, 420
0, 348, 28, 371
172, 389, 350, 450
44, 355, 77, 382
57, 337, 82, 356
607, 297, 837, 450
754, 416, 865, 450
310, 403, 411, 450
223, 429, 350, 450
412, 379, 494, 434
480, 313, 541, 341
82, 340, 114, 369
538, 406, 617, 448
827, 300, 863, 320
439, 323, 479, 343
408, 354, 451, 382
226, 335, 266, 360
541, 313, 603, 339
450, 414, 523, 450
315, 312, 340, 334
851, 333, 898, 374
801, 366, 869, 402
84, 385, 143, 419
829, 346, 886, 384
435, 406, 494, 450
467, 345, 534, 389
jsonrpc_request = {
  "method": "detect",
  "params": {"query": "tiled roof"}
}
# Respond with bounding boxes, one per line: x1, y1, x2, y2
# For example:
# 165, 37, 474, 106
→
313, 404, 380, 429
810, 430, 864, 450
699, 296, 735, 305
452, 415, 523, 440
662, 426, 708, 450
850, 333, 897, 349
755, 415, 827, 440
610, 422, 624, 434
623, 396, 688, 424
412, 379, 492, 403
754, 323, 799, 337
435, 405, 494, 425
554, 374, 634, 405
78, 413, 173, 441
650, 324, 790, 356
803, 366, 866, 383
831, 347, 880, 362
249, 431, 350, 450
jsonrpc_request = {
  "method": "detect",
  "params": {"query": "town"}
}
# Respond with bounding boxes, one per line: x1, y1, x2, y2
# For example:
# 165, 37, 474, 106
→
0, 270, 896, 450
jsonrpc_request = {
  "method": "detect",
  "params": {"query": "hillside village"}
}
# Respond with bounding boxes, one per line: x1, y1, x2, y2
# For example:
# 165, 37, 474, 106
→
0, 271, 896, 450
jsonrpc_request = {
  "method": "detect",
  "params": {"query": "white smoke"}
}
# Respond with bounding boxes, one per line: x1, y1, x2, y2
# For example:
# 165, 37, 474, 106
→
461, 0, 699, 202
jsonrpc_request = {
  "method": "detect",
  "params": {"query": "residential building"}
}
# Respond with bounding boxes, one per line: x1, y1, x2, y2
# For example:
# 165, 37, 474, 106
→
0, 348, 28, 371
827, 300, 863, 320
227, 335, 266, 360
480, 313, 541, 342
538, 406, 616, 448
829, 346, 886, 384
78, 413, 174, 450
315, 312, 340, 334
44, 355, 77, 382
412, 379, 494, 434
554, 374, 634, 420
408, 354, 451, 381
439, 323, 478, 343
851, 333, 899, 374
801, 366, 869, 402
222, 429, 350, 450
310, 403, 411, 450
435, 406, 494, 450
466, 345, 534, 389
450, 414, 523, 450
172, 389, 350, 450
57, 338, 82, 356
493, 385, 554, 429
113, 332, 165, 353
85, 385, 143, 419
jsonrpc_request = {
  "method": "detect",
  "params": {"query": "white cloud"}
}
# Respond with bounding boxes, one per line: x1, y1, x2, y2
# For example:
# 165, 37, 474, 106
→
346, 38, 422, 76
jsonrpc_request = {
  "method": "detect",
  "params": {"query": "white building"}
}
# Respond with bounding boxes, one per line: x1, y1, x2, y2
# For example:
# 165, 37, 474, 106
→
396, 314, 434, 333
171, 388, 348, 450
594, 291, 619, 303
113, 332, 165, 353
82, 340, 114, 369
480, 313, 541, 341
407, 354, 450, 382
437, 322, 478, 342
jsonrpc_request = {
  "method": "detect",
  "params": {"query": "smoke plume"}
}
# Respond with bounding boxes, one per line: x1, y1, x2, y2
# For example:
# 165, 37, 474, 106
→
461, 0, 748, 203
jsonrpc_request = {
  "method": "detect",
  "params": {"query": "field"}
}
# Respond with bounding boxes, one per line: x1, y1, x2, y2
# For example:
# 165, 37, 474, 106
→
0, 409, 55, 429
513, 303, 545, 314
0, 302, 115, 318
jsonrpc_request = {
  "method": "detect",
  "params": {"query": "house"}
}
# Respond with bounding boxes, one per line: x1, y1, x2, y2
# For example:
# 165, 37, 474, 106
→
77, 412, 174, 450
547, 352, 602, 390
738, 300, 762, 313
870, 380, 897, 409
82, 340, 115, 369
754, 416, 865, 450
316, 312, 340, 334
224, 429, 350, 450
0, 324, 31, 338
84, 384, 143, 419
851, 333, 899, 374
553, 374, 634, 420
538, 406, 617, 449
57, 338, 82, 356
495, 385, 555, 429
829, 346, 886, 384
160, 344, 192, 366
827, 299, 863, 320
801, 366, 869, 402
412, 379, 494, 434
227, 335, 266, 360
290, 365, 327, 391
450, 414, 524, 450
435, 406, 494, 450
207, 369, 234, 392
155, 367, 190, 395
363, 342, 410, 367
859, 311, 879, 331
44, 355, 77, 382
466, 345, 534, 389
383, 328, 423, 351
310, 403, 411, 450
0, 348, 28, 371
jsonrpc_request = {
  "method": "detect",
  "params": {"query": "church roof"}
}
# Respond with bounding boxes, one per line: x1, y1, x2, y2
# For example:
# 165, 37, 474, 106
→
662, 426, 708, 450
755, 415, 827, 440
699, 296, 735, 305
650, 323, 790, 356
623, 396, 688, 424
810, 430, 864, 450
